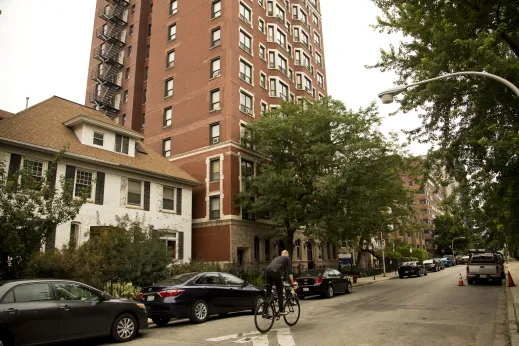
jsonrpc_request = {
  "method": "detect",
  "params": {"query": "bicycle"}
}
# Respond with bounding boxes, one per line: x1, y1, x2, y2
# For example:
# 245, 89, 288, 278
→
254, 281, 301, 333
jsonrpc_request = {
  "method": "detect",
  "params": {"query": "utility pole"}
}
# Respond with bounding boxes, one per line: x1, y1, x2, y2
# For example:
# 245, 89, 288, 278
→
381, 232, 386, 277
26, 97, 29, 109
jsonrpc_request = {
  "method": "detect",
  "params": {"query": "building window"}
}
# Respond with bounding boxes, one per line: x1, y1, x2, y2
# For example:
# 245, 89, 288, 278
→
211, 57, 221, 78
23, 159, 44, 182
170, 0, 178, 15
279, 82, 288, 100
240, 123, 252, 148
122, 114, 127, 126
269, 78, 277, 96
210, 123, 220, 144
240, 91, 253, 115
261, 102, 268, 114
146, 44, 150, 59
259, 45, 266, 60
254, 237, 260, 261
239, 2, 252, 25
163, 107, 172, 127
212, 0, 222, 19
295, 240, 301, 260
211, 27, 221, 47
296, 74, 302, 89
144, 66, 148, 81
317, 73, 324, 88
163, 186, 175, 210
239, 30, 252, 54
74, 170, 93, 198
210, 89, 220, 110
301, 31, 309, 46
260, 73, 266, 88
166, 50, 175, 68
242, 159, 254, 183
267, 26, 274, 41
304, 76, 312, 92
131, 4, 135, 15
265, 239, 270, 260
69, 224, 79, 249
239, 60, 252, 84
125, 67, 130, 80
267, 1, 273, 15
168, 23, 176, 41
314, 31, 321, 47
163, 138, 171, 157
209, 196, 220, 219
127, 180, 142, 206
143, 89, 147, 104
258, 18, 265, 33
129, 25, 134, 36
316, 52, 322, 67
268, 51, 275, 68
210, 159, 220, 181
93, 132, 104, 146
165, 78, 174, 97
127, 46, 132, 57
313, 13, 319, 28
115, 134, 129, 154
276, 29, 286, 48
278, 55, 287, 75
142, 113, 145, 128
148, 24, 152, 37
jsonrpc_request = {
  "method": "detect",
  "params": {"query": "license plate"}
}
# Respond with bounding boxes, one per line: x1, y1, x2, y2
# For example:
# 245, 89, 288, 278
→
147, 295, 155, 301
480, 275, 486, 278
303, 288, 309, 292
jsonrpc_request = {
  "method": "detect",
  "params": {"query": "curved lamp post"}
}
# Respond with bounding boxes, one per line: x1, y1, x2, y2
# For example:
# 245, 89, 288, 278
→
378, 71, 519, 104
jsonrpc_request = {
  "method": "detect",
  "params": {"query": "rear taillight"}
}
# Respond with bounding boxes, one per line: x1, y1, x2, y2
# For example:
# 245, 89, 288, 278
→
158, 289, 185, 298
315, 277, 323, 284
137, 293, 143, 300
431, 264, 436, 267
412, 265, 417, 268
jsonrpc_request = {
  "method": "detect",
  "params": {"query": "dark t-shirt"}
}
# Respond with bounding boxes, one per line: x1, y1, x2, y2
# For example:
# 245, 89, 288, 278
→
267, 255, 292, 276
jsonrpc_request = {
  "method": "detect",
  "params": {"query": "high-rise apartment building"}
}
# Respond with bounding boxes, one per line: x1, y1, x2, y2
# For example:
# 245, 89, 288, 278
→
85, 0, 329, 265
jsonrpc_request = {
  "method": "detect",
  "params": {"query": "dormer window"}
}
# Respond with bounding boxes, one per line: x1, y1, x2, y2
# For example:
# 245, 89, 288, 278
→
115, 134, 130, 154
93, 132, 104, 146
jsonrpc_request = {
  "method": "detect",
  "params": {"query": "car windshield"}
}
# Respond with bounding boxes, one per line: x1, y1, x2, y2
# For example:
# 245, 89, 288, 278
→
301, 269, 325, 277
157, 272, 199, 286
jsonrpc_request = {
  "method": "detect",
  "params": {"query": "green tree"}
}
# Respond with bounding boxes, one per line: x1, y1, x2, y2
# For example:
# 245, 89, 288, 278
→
236, 98, 417, 257
433, 214, 471, 255
0, 152, 86, 279
370, 0, 519, 250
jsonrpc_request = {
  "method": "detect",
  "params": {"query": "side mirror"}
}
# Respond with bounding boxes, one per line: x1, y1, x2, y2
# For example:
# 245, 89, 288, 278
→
100, 292, 110, 302
241, 281, 248, 288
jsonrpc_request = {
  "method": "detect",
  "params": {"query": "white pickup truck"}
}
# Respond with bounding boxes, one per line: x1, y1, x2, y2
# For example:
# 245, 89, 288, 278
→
466, 252, 503, 285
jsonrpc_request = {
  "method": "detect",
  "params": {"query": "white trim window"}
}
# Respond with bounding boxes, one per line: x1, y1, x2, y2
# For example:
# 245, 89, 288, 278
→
74, 169, 94, 199
93, 132, 104, 146
239, 30, 252, 55
239, 59, 253, 84
162, 186, 176, 211
240, 90, 253, 116
22, 158, 44, 183
127, 180, 142, 206
239, 2, 252, 26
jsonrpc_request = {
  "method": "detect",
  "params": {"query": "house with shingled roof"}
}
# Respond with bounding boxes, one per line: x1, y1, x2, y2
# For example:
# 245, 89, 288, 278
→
0, 96, 200, 262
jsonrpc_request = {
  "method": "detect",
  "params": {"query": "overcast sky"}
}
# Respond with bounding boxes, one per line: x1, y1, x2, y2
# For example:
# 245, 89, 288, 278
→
0, 0, 429, 155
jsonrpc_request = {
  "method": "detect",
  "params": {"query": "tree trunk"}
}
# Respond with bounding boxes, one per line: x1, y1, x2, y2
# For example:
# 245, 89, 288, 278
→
284, 224, 297, 260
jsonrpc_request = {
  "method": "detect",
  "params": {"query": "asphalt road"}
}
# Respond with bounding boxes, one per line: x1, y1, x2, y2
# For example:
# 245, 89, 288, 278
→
75, 266, 508, 346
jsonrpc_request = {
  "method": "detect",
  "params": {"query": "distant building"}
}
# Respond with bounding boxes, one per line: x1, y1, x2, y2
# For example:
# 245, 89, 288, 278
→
0, 96, 199, 262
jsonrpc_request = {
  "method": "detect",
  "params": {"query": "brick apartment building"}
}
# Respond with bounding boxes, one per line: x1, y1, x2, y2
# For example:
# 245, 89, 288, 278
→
84, 0, 332, 267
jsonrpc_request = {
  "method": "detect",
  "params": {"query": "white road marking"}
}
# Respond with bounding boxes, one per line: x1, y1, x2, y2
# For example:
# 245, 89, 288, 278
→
207, 328, 295, 345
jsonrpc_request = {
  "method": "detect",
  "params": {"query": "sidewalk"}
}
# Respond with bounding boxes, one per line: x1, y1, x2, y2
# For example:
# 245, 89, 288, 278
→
350, 272, 399, 287
505, 260, 519, 345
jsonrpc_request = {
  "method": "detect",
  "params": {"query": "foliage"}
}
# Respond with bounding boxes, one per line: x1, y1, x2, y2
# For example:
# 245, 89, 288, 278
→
103, 282, 142, 300
0, 151, 87, 279
236, 98, 418, 258
433, 214, 472, 255
370, 0, 519, 256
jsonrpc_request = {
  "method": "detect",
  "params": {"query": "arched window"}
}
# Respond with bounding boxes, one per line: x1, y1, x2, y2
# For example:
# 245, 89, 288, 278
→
254, 236, 260, 262
295, 240, 301, 260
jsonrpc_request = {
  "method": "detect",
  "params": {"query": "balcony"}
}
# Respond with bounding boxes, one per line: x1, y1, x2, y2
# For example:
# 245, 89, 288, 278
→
96, 27, 126, 47
99, 7, 128, 27
93, 47, 124, 68
91, 69, 122, 89
107, 0, 129, 6
89, 93, 120, 117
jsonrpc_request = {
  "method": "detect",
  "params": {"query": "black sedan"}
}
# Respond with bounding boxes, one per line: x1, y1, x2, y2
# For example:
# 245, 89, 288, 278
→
0, 279, 147, 346
139, 272, 264, 326
295, 268, 352, 299
398, 261, 427, 278
423, 259, 441, 272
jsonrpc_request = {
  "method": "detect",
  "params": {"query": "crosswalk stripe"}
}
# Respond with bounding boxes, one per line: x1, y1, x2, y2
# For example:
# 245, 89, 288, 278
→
276, 328, 296, 346
252, 334, 269, 346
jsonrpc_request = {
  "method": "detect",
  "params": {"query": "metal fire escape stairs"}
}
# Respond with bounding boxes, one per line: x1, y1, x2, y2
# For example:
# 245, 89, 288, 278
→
89, 0, 129, 118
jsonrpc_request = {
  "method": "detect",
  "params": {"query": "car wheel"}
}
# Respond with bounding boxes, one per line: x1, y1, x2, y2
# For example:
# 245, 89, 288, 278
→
345, 282, 353, 294
111, 313, 137, 343
424, 270, 428, 276
399, 275, 403, 279
152, 317, 171, 327
190, 300, 209, 323
324, 284, 334, 298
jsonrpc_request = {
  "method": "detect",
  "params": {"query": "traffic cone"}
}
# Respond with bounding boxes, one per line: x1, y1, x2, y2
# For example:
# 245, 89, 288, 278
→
458, 273, 465, 286
508, 271, 516, 287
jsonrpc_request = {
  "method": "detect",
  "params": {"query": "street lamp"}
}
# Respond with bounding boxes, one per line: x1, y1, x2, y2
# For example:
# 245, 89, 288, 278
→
452, 237, 465, 264
497, 230, 509, 263
378, 71, 519, 104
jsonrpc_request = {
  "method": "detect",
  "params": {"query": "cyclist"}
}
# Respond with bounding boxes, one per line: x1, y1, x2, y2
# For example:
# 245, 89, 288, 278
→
265, 250, 298, 315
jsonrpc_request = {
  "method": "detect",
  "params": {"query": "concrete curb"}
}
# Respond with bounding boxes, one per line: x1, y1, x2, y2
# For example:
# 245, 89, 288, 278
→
352, 276, 399, 287
506, 285, 519, 345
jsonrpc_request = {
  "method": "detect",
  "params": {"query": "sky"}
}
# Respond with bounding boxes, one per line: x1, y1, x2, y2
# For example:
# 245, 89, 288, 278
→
0, 0, 430, 155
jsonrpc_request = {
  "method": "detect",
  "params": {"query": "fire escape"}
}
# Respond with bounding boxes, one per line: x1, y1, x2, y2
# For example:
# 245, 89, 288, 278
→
89, 0, 129, 118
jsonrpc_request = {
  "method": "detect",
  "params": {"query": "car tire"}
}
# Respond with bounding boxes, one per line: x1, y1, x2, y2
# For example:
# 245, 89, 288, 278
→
111, 313, 138, 343
324, 284, 334, 298
190, 300, 209, 324
345, 282, 353, 294
424, 271, 427, 276
152, 317, 171, 327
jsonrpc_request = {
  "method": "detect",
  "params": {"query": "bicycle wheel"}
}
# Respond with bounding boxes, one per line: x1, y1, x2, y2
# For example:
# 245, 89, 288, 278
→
283, 295, 300, 326
254, 301, 275, 333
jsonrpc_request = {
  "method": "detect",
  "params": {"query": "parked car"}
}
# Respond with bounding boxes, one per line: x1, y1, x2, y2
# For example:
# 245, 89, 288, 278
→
431, 258, 445, 270
444, 255, 456, 265
0, 279, 147, 346
423, 259, 441, 272
440, 257, 454, 267
139, 272, 264, 326
467, 252, 503, 285
460, 256, 470, 265
295, 268, 352, 299
398, 261, 427, 278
